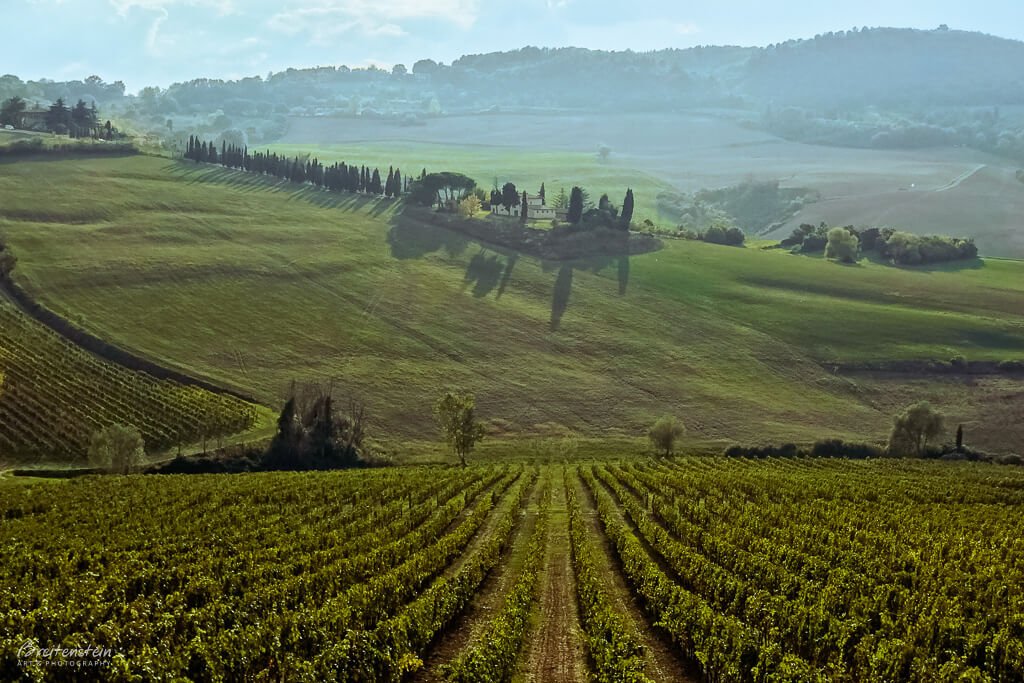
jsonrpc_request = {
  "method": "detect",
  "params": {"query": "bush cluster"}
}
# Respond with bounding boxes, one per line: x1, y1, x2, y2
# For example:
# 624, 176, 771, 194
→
782, 223, 977, 265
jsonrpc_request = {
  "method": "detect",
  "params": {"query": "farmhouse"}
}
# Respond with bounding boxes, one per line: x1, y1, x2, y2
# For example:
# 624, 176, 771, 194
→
491, 193, 559, 220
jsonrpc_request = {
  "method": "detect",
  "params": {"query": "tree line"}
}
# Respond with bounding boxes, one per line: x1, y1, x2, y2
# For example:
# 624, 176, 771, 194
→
184, 136, 409, 198
0, 96, 119, 139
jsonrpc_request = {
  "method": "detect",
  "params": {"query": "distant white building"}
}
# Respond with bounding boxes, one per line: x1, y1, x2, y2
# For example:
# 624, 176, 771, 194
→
491, 193, 558, 220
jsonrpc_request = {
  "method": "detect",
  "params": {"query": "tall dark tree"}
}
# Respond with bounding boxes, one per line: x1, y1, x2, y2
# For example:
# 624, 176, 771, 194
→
0, 96, 27, 127
501, 182, 518, 214
70, 99, 96, 135
599, 193, 611, 212
385, 166, 395, 197
393, 168, 402, 197
568, 186, 584, 224
621, 188, 635, 227
539, 182, 546, 205
45, 98, 71, 132
521, 190, 528, 223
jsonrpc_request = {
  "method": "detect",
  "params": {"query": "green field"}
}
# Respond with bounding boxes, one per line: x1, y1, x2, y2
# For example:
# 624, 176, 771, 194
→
1, 154, 1023, 453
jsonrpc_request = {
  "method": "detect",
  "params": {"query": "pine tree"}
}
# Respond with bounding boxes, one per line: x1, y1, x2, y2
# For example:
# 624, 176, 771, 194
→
568, 186, 584, 224
622, 188, 635, 227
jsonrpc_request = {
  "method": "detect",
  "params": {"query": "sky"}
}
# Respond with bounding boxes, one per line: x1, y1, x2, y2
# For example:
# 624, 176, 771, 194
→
3, 0, 1023, 92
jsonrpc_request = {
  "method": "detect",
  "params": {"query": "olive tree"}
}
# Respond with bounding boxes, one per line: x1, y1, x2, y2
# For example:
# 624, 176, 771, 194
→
648, 416, 686, 457
888, 401, 944, 457
88, 424, 145, 474
434, 392, 486, 466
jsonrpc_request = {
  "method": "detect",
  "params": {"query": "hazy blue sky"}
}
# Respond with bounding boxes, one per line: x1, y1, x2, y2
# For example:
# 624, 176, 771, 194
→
4, 0, 1023, 91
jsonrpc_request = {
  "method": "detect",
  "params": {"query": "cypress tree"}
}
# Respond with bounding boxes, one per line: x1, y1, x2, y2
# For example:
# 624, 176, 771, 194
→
521, 190, 528, 223
393, 169, 402, 197
568, 186, 584, 224
622, 188, 634, 227
385, 166, 395, 197
371, 168, 382, 194
539, 182, 546, 204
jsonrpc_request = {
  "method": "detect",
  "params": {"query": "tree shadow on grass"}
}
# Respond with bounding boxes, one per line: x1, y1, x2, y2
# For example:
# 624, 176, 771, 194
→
462, 249, 506, 298
549, 265, 573, 331
386, 208, 469, 260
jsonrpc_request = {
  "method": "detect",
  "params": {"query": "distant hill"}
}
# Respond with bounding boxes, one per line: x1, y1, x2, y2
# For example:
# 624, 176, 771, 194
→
741, 27, 1024, 107
3, 26, 1022, 159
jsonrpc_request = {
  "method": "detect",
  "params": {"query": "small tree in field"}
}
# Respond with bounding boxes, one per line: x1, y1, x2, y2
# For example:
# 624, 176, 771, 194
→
888, 401, 944, 457
434, 392, 486, 466
88, 424, 145, 474
648, 416, 685, 457
458, 195, 481, 219
826, 227, 860, 263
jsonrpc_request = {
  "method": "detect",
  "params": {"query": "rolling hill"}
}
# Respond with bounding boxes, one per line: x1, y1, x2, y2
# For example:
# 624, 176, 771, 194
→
1, 154, 1023, 453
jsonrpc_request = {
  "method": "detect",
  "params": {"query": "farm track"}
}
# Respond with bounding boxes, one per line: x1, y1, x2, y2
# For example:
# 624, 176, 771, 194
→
520, 467, 588, 683
410, 471, 543, 682
577, 466, 699, 683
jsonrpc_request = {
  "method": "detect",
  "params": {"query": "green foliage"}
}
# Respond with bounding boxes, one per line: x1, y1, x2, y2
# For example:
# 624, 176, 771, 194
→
87, 423, 144, 474
889, 401, 944, 457
566, 470, 651, 682
568, 186, 584, 224
435, 392, 486, 466
621, 188, 635, 227
700, 224, 745, 246
825, 227, 859, 263
444, 480, 551, 683
647, 415, 685, 456
660, 181, 817, 234
877, 230, 978, 265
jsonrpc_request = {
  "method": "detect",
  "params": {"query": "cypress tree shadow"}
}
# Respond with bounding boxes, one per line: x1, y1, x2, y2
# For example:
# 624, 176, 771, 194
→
496, 253, 518, 299
550, 265, 573, 331
617, 254, 630, 295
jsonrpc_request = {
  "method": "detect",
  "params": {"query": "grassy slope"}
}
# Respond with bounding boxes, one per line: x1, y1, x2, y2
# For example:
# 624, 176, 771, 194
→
1, 155, 1022, 451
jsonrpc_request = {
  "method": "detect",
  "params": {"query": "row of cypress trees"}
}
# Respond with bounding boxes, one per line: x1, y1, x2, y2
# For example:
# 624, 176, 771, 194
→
184, 136, 409, 197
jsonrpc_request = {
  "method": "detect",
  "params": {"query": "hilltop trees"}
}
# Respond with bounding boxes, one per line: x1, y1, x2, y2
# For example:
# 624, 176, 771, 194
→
434, 392, 486, 466
409, 172, 477, 206
622, 188, 634, 227
45, 98, 71, 133
568, 186, 584, 224
501, 182, 518, 214
0, 96, 26, 127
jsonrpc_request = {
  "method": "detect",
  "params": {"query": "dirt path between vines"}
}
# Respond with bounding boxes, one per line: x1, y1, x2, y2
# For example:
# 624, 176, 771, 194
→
574, 467, 699, 683
516, 467, 588, 683
410, 473, 542, 682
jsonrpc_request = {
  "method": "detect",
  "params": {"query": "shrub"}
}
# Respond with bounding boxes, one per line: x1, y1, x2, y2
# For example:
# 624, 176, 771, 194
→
825, 227, 859, 262
810, 439, 883, 459
458, 195, 481, 219
799, 233, 827, 252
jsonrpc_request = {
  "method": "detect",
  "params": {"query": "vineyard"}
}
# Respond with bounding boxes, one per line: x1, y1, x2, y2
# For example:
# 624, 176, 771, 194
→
0, 300, 259, 461
2, 459, 1022, 682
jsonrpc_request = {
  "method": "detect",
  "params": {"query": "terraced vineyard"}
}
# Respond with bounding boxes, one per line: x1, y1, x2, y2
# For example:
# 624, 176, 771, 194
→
2, 459, 1022, 682
0, 300, 259, 460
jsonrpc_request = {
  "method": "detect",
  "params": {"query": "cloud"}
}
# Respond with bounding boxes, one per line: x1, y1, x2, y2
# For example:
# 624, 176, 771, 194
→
267, 0, 478, 44
675, 22, 700, 35
108, 0, 235, 17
